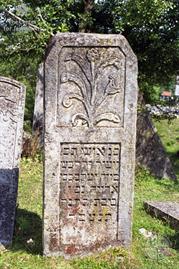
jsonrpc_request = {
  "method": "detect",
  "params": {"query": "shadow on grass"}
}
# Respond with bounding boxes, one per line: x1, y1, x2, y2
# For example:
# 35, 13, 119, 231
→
11, 208, 42, 255
165, 149, 179, 177
167, 232, 179, 250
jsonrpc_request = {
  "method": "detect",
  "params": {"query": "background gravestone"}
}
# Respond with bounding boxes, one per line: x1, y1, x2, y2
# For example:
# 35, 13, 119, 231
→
0, 77, 26, 246
136, 111, 177, 180
32, 63, 44, 133
43, 33, 138, 258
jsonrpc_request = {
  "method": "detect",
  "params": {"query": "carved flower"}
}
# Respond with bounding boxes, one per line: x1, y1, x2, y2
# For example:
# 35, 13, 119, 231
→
87, 48, 100, 62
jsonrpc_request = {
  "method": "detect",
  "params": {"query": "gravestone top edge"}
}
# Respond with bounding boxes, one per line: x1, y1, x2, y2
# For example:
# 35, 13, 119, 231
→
46, 33, 137, 64
0, 76, 26, 89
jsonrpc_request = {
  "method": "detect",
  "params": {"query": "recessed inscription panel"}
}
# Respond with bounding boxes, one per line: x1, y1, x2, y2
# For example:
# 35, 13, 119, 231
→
59, 143, 120, 252
57, 47, 125, 127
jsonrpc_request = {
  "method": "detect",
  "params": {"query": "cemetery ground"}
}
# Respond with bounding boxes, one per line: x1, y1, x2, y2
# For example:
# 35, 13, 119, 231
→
0, 118, 178, 269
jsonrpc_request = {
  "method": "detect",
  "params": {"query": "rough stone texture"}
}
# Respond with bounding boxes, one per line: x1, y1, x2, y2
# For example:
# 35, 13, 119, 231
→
136, 110, 177, 180
33, 63, 44, 133
144, 201, 179, 230
43, 33, 138, 258
0, 77, 26, 246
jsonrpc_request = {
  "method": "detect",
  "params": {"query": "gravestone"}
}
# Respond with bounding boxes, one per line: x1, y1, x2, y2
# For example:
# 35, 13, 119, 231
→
136, 110, 176, 180
32, 63, 44, 133
43, 33, 138, 258
0, 77, 26, 246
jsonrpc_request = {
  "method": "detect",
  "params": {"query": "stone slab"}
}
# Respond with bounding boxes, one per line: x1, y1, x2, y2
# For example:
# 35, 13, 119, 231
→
0, 77, 26, 246
43, 33, 138, 258
144, 201, 179, 229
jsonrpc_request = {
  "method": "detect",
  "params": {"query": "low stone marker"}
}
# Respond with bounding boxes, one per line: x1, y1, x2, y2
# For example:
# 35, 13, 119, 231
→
144, 201, 179, 230
0, 77, 26, 246
43, 33, 138, 258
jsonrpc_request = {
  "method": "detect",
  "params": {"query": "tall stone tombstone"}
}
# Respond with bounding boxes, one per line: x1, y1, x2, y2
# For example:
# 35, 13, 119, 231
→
0, 77, 26, 246
44, 33, 138, 258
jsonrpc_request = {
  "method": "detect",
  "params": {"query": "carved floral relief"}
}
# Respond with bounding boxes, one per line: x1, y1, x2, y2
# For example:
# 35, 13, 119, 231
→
58, 47, 125, 127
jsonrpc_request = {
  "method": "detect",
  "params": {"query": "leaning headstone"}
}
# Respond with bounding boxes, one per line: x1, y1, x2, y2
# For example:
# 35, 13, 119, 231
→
43, 33, 138, 257
32, 63, 44, 133
136, 110, 177, 180
0, 77, 26, 246
144, 201, 179, 230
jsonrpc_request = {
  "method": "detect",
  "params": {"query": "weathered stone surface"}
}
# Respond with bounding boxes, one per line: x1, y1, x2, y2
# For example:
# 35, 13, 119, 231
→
0, 77, 26, 246
33, 63, 44, 133
144, 201, 179, 230
136, 94, 176, 180
43, 33, 138, 258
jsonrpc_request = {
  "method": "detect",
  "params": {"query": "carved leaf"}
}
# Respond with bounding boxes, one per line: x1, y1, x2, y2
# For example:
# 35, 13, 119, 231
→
62, 93, 84, 108
94, 112, 121, 126
61, 72, 87, 98
72, 113, 90, 127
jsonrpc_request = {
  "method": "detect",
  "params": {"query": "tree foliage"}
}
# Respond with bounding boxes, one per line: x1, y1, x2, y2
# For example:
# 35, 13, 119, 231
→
0, 0, 179, 122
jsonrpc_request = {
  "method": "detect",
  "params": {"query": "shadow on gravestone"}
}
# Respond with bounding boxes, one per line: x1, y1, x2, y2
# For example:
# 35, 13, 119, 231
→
0, 77, 26, 247
0, 168, 19, 246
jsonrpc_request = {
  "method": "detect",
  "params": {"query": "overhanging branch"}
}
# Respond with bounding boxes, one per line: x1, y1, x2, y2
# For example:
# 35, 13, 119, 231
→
5, 9, 44, 33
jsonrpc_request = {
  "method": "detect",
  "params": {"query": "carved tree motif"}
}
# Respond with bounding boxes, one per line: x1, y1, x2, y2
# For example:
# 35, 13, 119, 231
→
61, 48, 122, 127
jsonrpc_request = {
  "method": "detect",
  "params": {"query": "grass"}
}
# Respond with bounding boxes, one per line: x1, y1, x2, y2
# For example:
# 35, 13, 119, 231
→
153, 117, 179, 176
0, 118, 179, 268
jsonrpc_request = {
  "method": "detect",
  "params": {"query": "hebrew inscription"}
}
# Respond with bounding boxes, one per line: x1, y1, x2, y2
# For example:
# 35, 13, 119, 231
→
58, 47, 125, 127
0, 77, 25, 246
60, 143, 120, 247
